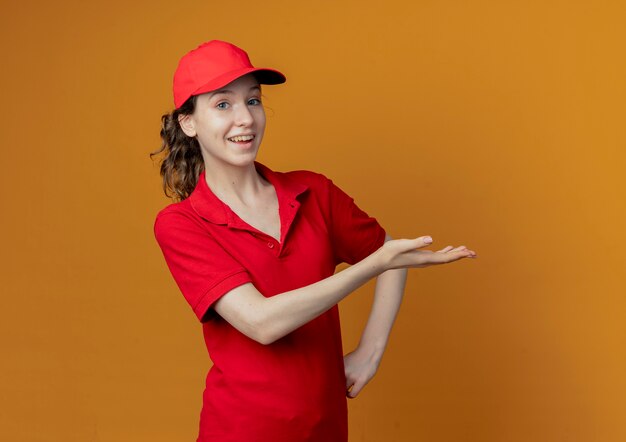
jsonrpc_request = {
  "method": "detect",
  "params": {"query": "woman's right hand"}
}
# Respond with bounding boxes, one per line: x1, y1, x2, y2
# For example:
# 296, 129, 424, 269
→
379, 236, 477, 271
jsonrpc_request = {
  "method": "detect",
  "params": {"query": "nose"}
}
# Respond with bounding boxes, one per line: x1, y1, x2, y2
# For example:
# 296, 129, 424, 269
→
234, 102, 254, 127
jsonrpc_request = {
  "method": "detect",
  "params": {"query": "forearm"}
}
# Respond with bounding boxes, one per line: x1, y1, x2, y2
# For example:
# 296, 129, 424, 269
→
357, 266, 408, 360
215, 234, 442, 345
261, 250, 388, 343
342, 260, 408, 399
216, 247, 388, 344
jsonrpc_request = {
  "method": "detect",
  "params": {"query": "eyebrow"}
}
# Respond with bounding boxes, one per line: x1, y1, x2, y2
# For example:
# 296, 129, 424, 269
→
210, 85, 261, 97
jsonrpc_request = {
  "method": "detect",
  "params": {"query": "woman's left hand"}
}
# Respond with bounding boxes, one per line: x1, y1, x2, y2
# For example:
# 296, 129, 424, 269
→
343, 346, 382, 399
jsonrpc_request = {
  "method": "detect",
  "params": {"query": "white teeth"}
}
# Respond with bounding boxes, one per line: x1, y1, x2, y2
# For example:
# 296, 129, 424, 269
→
228, 135, 254, 142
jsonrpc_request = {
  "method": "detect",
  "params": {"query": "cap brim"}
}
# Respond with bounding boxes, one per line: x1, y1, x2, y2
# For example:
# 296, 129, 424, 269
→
191, 67, 286, 98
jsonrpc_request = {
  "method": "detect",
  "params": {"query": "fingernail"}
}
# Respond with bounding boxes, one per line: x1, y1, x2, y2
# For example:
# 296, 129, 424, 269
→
424, 236, 432, 244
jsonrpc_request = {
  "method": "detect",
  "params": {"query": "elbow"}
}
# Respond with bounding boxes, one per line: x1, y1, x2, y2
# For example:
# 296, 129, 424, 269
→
249, 328, 281, 346
254, 330, 279, 346
214, 290, 285, 345
243, 312, 282, 345
253, 319, 285, 345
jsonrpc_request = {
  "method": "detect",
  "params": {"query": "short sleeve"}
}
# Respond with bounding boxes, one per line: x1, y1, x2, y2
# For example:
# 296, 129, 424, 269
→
325, 177, 387, 265
154, 210, 252, 322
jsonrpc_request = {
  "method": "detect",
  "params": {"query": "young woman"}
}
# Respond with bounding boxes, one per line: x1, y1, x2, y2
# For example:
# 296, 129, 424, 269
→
152, 40, 476, 442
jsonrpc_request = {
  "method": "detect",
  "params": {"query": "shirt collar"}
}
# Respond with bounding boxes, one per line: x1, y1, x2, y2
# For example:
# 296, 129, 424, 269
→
189, 161, 309, 225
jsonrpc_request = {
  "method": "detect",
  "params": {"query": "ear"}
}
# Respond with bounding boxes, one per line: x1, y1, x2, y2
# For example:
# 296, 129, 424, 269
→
178, 113, 197, 137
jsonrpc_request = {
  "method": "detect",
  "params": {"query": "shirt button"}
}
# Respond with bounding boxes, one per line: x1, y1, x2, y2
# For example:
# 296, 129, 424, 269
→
267, 242, 275, 249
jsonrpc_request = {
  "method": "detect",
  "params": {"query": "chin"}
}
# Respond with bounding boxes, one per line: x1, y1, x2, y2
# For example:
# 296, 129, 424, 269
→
228, 151, 259, 167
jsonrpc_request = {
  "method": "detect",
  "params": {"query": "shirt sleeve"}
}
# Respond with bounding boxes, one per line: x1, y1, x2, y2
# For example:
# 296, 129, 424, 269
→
325, 176, 387, 265
154, 210, 253, 322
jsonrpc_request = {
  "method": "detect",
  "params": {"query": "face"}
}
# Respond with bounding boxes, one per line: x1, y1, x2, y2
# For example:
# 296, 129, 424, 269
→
179, 74, 266, 169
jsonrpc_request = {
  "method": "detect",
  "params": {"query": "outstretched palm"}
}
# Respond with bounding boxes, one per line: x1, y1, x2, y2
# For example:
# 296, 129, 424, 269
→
383, 237, 477, 270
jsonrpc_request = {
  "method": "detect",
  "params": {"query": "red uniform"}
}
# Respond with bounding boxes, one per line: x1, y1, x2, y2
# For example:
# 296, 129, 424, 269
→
154, 161, 386, 441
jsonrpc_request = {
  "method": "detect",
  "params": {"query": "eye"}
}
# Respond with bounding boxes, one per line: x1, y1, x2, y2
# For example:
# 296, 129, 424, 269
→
216, 101, 229, 109
248, 98, 262, 106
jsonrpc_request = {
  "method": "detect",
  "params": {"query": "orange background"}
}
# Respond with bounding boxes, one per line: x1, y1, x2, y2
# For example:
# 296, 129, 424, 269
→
1, 1, 625, 441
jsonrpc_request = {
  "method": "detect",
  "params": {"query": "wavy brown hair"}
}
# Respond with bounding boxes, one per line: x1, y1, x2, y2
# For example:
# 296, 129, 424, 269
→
150, 95, 204, 202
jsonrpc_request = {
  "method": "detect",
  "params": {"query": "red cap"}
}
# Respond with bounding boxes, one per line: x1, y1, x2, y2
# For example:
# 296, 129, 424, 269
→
172, 40, 286, 108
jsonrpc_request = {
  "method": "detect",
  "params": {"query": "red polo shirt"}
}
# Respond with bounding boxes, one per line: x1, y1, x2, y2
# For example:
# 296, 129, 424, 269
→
154, 161, 386, 442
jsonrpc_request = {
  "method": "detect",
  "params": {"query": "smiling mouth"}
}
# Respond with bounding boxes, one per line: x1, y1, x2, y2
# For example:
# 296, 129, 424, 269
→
227, 135, 255, 142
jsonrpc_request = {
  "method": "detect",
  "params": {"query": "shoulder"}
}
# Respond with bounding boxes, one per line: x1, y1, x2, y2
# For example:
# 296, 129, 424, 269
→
154, 198, 195, 222
153, 198, 201, 240
281, 168, 328, 181
272, 167, 334, 193
256, 161, 333, 190
268, 167, 359, 210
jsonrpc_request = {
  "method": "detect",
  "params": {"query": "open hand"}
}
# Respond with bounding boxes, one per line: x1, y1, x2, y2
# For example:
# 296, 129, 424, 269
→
381, 236, 477, 270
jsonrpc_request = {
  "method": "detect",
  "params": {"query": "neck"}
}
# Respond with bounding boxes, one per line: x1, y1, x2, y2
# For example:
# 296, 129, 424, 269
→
203, 158, 267, 206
